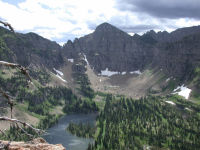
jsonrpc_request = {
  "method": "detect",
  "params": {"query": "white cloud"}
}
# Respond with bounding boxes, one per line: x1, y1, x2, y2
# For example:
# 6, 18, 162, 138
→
175, 18, 200, 28
0, 0, 200, 43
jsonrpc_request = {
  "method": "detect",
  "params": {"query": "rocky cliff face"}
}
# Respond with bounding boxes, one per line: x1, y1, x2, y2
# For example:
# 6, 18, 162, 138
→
63, 23, 154, 73
144, 25, 200, 43
0, 138, 65, 150
0, 27, 63, 68
153, 32, 200, 79
1, 23, 200, 81
62, 23, 200, 80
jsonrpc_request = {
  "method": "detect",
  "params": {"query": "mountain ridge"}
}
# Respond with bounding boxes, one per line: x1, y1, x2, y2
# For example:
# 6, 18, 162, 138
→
1, 22, 200, 84
62, 22, 200, 81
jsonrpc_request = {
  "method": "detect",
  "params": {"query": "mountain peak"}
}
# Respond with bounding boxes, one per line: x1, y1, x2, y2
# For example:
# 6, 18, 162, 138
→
96, 22, 113, 28
94, 22, 130, 39
95, 22, 120, 32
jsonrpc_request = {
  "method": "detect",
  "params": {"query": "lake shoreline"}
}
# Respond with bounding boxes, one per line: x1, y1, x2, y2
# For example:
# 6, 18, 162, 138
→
43, 113, 97, 150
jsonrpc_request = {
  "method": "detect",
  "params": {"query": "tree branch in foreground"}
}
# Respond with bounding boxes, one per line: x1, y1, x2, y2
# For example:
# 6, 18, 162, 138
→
0, 61, 32, 83
0, 117, 44, 135
0, 21, 15, 32
0, 20, 42, 139
0, 129, 7, 137
0, 88, 15, 118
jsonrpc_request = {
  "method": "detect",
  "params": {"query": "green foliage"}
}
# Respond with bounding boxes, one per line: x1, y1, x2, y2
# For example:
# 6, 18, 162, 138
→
26, 87, 76, 115
67, 122, 96, 138
38, 114, 60, 129
0, 66, 99, 131
29, 68, 50, 85
0, 125, 38, 141
191, 91, 200, 103
0, 114, 61, 141
96, 91, 108, 97
63, 98, 99, 114
162, 79, 177, 92
73, 72, 95, 99
90, 95, 200, 150
192, 67, 200, 88
18, 85, 99, 115
0, 71, 28, 96
168, 95, 200, 112
0, 37, 13, 61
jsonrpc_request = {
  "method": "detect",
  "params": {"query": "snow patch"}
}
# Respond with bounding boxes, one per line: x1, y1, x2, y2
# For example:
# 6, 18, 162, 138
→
130, 70, 142, 75
165, 101, 176, 105
68, 59, 74, 63
53, 68, 67, 83
53, 68, 63, 76
99, 69, 142, 76
100, 68, 120, 77
55, 74, 67, 83
121, 72, 126, 75
185, 107, 192, 111
173, 85, 192, 99
166, 78, 170, 82
83, 54, 89, 65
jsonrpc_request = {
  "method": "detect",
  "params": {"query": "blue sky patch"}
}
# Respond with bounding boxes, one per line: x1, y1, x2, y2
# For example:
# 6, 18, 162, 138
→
1, 0, 25, 6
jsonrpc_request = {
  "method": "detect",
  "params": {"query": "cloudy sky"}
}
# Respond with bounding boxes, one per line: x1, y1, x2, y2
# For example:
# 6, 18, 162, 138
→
0, 0, 200, 45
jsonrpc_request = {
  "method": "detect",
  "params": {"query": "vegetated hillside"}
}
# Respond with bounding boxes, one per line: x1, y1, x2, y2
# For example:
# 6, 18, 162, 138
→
0, 64, 98, 133
88, 95, 200, 150
0, 27, 98, 140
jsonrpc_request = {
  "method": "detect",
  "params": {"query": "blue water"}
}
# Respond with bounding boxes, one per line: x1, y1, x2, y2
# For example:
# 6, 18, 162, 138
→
43, 113, 97, 150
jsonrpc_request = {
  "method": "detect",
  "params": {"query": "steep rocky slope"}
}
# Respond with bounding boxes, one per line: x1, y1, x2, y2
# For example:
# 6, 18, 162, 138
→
62, 23, 200, 81
63, 23, 153, 73
1, 23, 200, 81
0, 27, 63, 68
144, 25, 200, 42
153, 33, 200, 80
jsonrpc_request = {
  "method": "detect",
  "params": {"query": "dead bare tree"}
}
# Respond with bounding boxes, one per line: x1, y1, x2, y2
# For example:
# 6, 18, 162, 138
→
0, 21, 44, 139
0, 21, 15, 33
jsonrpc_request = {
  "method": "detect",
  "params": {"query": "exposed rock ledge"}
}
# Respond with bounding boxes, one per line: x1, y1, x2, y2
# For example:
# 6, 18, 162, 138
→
0, 138, 65, 150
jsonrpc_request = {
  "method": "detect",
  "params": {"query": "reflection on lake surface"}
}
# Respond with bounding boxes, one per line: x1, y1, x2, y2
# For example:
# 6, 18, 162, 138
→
43, 113, 97, 150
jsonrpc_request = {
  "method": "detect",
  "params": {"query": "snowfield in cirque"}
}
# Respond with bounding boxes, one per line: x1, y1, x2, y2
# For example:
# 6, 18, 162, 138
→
173, 84, 191, 99
99, 68, 120, 77
130, 70, 142, 75
99, 68, 142, 77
